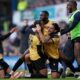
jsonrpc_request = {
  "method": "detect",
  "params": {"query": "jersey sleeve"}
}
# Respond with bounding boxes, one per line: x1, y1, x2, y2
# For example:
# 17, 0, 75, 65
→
61, 12, 80, 35
0, 32, 11, 41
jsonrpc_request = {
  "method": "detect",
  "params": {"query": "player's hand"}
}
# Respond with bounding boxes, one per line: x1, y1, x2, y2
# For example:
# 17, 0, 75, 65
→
10, 27, 17, 33
10, 72, 24, 79
36, 24, 41, 32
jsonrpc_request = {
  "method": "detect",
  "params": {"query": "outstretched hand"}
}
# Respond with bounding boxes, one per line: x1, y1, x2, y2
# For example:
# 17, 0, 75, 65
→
10, 27, 17, 33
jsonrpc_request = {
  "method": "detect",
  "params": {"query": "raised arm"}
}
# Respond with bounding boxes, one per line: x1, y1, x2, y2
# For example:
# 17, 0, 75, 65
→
0, 27, 17, 41
36, 24, 51, 43
61, 12, 80, 35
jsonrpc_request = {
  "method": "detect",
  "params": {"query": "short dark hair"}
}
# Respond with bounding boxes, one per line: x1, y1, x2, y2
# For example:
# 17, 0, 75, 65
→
42, 11, 49, 16
52, 23, 60, 33
69, 0, 77, 7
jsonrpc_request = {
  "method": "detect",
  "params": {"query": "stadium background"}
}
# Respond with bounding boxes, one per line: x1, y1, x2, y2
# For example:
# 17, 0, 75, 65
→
0, 0, 80, 70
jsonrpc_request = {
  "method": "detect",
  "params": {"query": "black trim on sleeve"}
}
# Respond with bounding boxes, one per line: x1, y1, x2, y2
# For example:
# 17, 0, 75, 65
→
61, 11, 80, 35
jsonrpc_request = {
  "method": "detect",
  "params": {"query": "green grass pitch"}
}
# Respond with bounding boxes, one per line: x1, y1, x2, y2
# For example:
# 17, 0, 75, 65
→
0, 77, 78, 80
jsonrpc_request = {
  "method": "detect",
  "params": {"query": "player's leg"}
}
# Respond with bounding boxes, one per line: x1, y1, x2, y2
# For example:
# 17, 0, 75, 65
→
10, 55, 27, 79
11, 53, 29, 73
0, 54, 4, 78
10, 54, 27, 79
35, 58, 47, 77
0, 66, 5, 78
33, 58, 47, 78
59, 38, 77, 73
25, 54, 33, 74
59, 50, 69, 61
49, 58, 60, 79
10, 53, 34, 79
74, 42, 80, 68
59, 51, 77, 73
0, 53, 10, 78
13, 58, 47, 78
59, 39, 74, 61
25, 58, 47, 78
12, 57, 25, 73
74, 41, 80, 78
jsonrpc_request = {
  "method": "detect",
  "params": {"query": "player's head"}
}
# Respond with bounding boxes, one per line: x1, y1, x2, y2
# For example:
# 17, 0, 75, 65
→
48, 23, 60, 34
40, 11, 49, 21
22, 19, 28, 24
67, 0, 77, 13
21, 19, 28, 27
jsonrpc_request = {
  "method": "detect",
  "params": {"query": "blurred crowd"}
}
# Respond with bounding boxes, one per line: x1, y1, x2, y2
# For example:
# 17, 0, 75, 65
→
25, 0, 68, 9
17, 0, 80, 11
17, 0, 68, 10
2, 20, 29, 56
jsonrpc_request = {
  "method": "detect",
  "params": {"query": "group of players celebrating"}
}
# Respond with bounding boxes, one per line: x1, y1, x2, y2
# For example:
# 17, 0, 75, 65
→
0, 0, 80, 79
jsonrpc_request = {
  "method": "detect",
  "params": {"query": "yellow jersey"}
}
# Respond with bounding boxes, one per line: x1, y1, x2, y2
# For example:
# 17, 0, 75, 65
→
43, 21, 59, 59
29, 33, 42, 61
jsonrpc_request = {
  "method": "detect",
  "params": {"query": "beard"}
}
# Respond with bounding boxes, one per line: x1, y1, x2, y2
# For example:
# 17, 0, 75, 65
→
67, 8, 73, 15
68, 8, 73, 13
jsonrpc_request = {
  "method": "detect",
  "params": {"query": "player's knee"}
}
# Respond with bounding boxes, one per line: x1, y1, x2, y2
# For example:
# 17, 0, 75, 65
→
51, 72, 60, 79
31, 73, 47, 78
0, 70, 5, 78
25, 54, 30, 63
39, 68, 47, 76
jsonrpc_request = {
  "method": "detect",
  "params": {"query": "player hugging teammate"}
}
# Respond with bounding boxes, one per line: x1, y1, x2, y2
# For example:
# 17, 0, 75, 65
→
5, 0, 80, 79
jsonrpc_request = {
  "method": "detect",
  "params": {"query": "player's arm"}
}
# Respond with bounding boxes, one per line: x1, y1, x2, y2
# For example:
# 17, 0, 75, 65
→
61, 12, 80, 35
0, 27, 17, 41
36, 24, 51, 43
20, 26, 27, 34
36, 24, 45, 43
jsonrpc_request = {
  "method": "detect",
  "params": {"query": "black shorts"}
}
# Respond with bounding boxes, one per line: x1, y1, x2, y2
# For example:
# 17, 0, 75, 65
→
48, 58, 59, 72
0, 65, 3, 70
31, 58, 47, 72
0, 59, 9, 72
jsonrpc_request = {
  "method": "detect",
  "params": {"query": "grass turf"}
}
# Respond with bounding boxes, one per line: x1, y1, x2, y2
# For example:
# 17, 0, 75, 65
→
0, 73, 79, 80
0, 77, 78, 80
